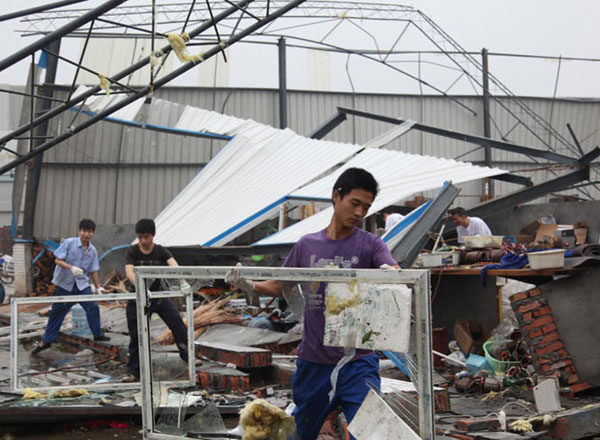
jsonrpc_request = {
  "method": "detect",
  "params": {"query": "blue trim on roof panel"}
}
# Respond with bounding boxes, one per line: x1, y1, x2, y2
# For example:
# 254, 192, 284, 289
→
203, 196, 289, 247
70, 108, 233, 140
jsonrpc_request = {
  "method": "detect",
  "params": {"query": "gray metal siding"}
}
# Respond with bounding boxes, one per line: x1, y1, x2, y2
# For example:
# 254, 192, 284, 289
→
19, 87, 600, 238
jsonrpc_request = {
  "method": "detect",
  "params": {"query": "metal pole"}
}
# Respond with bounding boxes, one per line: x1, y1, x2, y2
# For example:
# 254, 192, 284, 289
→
482, 48, 494, 198
0, 0, 306, 176
278, 37, 288, 129
0, 0, 253, 151
23, 38, 61, 240
0, 0, 125, 73
414, 271, 434, 439
11, 63, 38, 236
10, 299, 18, 391
0, 0, 87, 22
136, 273, 154, 437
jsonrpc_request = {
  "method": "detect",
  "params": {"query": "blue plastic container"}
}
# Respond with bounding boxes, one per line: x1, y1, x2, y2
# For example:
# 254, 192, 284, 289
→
466, 353, 493, 374
71, 304, 92, 337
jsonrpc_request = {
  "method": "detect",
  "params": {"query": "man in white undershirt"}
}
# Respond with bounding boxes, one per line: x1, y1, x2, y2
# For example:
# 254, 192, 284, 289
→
450, 207, 492, 244
383, 209, 405, 231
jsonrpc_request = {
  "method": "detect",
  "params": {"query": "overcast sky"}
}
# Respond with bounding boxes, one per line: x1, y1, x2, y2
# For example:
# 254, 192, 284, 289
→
1, 1, 599, 97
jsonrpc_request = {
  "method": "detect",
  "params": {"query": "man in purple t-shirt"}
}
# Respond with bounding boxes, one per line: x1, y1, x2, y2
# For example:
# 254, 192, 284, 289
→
227, 168, 398, 440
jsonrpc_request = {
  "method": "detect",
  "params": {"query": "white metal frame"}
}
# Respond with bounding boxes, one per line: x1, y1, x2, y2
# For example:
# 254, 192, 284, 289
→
10, 290, 195, 393
135, 266, 434, 440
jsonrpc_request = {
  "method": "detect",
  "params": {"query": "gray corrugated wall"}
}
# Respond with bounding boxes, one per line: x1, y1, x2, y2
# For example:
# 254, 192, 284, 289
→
29, 87, 600, 239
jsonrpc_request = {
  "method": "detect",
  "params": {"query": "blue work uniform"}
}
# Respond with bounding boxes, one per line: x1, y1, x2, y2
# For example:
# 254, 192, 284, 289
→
41, 237, 105, 343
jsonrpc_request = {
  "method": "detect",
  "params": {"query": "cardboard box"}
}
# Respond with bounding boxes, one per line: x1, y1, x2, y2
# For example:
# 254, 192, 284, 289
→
516, 234, 534, 244
534, 223, 558, 245
454, 319, 490, 355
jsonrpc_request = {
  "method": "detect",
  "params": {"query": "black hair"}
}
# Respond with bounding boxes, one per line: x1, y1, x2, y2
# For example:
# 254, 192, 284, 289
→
135, 218, 156, 235
332, 168, 379, 203
78, 218, 96, 231
449, 207, 468, 217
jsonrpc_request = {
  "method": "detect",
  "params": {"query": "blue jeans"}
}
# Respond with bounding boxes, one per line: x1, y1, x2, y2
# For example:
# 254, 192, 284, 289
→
42, 285, 104, 343
292, 354, 380, 440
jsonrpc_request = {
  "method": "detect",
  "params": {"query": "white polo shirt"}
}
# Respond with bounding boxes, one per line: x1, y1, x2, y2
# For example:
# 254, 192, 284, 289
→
457, 216, 492, 243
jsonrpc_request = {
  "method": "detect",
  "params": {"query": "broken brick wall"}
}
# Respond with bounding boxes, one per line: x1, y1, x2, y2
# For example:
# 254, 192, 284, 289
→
510, 287, 593, 393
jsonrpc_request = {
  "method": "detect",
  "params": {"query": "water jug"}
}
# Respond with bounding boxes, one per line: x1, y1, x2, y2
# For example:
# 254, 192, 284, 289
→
71, 304, 92, 337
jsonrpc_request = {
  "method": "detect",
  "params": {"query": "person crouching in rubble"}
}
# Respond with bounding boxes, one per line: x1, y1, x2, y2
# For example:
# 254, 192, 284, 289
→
226, 168, 399, 440
449, 206, 492, 244
122, 218, 192, 383
32, 219, 109, 355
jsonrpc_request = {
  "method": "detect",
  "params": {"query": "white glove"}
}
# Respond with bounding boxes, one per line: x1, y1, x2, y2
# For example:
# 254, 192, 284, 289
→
97, 286, 106, 294
225, 263, 254, 294
70, 266, 84, 277
380, 264, 394, 270
181, 281, 192, 295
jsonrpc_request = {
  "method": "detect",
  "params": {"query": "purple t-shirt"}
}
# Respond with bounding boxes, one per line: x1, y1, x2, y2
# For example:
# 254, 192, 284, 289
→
283, 227, 397, 365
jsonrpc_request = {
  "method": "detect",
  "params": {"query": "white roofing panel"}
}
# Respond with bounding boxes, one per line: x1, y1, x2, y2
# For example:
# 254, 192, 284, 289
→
255, 150, 505, 246
153, 127, 362, 246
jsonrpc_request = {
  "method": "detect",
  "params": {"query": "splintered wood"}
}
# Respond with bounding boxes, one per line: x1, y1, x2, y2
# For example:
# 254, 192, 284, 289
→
155, 297, 240, 345
324, 282, 411, 353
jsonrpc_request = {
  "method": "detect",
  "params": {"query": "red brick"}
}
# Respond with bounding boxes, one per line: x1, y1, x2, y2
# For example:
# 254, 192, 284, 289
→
523, 315, 553, 331
566, 366, 577, 375
528, 329, 543, 339
517, 301, 542, 313
552, 418, 568, 438
529, 288, 541, 297
533, 306, 552, 317
542, 323, 557, 334
456, 418, 500, 432
511, 292, 529, 303
569, 382, 593, 393
539, 332, 560, 345
539, 364, 552, 373
568, 374, 580, 385
550, 359, 572, 371
536, 341, 564, 355
534, 357, 550, 367
449, 434, 476, 440
522, 312, 533, 323
556, 349, 570, 358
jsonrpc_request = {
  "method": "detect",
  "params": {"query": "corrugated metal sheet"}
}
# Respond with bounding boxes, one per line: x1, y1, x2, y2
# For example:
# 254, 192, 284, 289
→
154, 114, 362, 246
256, 149, 505, 246
0, 85, 592, 239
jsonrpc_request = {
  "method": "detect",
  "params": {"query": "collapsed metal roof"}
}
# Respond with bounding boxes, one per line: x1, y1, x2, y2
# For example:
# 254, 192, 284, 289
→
73, 87, 505, 247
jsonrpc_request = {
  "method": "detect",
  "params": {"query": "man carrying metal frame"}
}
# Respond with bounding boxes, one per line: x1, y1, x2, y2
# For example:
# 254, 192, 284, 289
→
227, 168, 400, 440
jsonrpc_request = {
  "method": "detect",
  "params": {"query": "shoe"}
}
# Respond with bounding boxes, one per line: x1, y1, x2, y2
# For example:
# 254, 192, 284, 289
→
122, 374, 139, 383
31, 342, 51, 356
94, 335, 111, 342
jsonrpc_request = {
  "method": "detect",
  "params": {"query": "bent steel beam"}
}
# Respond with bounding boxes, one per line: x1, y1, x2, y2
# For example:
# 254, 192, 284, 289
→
338, 106, 579, 166
0, 0, 253, 151
0, 0, 305, 176
0, 0, 126, 72
392, 182, 460, 267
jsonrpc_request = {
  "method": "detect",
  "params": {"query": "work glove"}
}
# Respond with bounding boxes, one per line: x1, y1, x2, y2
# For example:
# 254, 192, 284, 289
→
70, 266, 84, 277
97, 286, 106, 294
225, 263, 254, 294
379, 264, 394, 270
225, 263, 259, 306
180, 281, 192, 295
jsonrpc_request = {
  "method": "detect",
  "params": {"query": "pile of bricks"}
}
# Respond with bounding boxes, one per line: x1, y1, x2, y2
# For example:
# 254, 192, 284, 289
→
510, 287, 593, 394
31, 246, 56, 296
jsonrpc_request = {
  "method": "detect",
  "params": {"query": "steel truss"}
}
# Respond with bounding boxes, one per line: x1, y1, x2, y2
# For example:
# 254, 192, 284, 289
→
0, 0, 307, 175
11, 0, 589, 163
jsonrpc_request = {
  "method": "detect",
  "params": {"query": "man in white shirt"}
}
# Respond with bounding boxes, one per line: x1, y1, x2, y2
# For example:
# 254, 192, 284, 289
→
383, 210, 405, 231
450, 207, 492, 244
